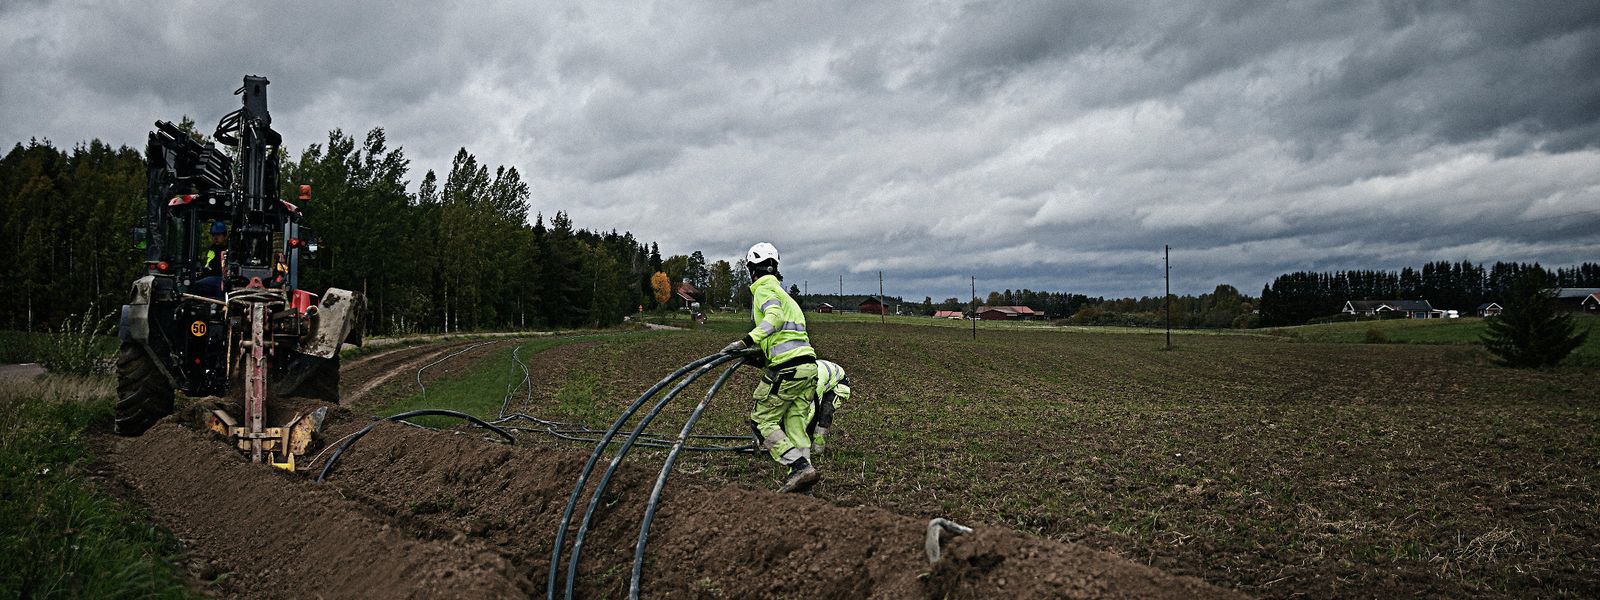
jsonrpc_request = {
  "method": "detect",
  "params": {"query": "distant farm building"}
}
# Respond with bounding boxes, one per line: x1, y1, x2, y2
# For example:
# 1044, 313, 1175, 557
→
932, 310, 964, 319
1476, 302, 1503, 317
1584, 293, 1600, 313
815, 303, 834, 313
1342, 300, 1436, 319
1551, 288, 1600, 312
858, 298, 887, 315
674, 282, 700, 305
976, 305, 1040, 321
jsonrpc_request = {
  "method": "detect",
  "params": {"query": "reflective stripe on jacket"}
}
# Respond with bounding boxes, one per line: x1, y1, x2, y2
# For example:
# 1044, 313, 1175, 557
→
746, 274, 815, 365
814, 359, 846, 395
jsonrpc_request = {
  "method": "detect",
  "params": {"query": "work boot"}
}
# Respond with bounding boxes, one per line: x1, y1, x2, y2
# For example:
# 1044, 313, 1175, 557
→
779, 458, 819, 493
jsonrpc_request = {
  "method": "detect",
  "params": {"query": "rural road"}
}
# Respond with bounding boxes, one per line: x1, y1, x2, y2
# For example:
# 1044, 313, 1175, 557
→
0, 363, 45, 380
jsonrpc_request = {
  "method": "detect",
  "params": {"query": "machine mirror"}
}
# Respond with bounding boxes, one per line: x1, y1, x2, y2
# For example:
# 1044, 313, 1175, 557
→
306, 239, 319, 255
131, 226, 148, 250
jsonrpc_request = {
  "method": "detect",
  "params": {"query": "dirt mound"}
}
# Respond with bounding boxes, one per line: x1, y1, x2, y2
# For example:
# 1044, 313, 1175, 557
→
101, 406, 1241, 599
102, 420, 528, 599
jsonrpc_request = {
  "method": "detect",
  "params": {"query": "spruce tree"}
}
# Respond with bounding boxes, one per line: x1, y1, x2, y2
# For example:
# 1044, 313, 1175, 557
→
1481, 271, 1588, 368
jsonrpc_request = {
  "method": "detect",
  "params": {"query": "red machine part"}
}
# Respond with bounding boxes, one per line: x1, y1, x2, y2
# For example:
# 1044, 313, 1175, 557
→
292, 289, 319, 315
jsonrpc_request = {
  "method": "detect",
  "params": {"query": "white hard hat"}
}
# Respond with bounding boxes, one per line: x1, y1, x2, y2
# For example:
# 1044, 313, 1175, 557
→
746, 242, 779, 266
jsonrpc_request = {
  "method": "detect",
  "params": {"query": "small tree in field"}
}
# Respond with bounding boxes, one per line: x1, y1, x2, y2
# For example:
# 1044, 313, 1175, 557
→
1481, 272, 1588, 368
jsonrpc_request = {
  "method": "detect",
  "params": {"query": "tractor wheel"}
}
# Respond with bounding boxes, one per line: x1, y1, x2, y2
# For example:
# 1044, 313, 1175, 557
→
114, 342, 174, 436
290, 356, 341, 404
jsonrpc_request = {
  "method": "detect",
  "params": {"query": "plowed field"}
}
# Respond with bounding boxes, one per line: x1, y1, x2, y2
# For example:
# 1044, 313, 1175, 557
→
98, 335, 1240, 599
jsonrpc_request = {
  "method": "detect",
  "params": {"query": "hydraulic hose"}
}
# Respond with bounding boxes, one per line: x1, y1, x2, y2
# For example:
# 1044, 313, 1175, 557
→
564, 352, 739, 599
546, 351, 729, 600
628, 360, 743, 599
315, 409, 514, 482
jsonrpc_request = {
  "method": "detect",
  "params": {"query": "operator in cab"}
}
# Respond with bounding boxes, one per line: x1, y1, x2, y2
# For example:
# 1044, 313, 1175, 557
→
195, 220, 228, 297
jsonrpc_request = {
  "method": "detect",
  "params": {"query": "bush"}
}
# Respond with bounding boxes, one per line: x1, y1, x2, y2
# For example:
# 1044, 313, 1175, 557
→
1364, 328, 1389, 344
40, 312, 114, 376
0, 331, 50, 364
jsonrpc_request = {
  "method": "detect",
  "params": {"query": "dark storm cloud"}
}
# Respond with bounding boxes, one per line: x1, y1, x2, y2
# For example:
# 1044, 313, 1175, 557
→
1280, 2, 1600, 149
3, 1, 1598, 301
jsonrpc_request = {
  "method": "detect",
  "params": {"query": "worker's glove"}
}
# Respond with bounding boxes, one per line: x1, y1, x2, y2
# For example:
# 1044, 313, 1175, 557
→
721, 339, 749, 354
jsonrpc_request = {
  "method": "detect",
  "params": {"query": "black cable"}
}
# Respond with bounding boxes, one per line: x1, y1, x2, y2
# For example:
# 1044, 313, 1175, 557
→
417, 341, 500, 401
564, 353, 739, 599
546, 351, 728, 600
315, 409, 514, 482
629, 360, 743, 598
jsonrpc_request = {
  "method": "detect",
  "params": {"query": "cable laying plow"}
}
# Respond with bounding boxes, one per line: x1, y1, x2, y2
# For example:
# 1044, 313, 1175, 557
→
117, 76, 362, 469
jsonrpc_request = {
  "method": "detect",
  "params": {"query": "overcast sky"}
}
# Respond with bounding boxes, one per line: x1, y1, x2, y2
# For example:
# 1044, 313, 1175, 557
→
4, 1, 1598, 300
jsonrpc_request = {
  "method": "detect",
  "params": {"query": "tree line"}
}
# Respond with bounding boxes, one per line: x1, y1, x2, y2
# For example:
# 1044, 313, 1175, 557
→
899, 286, 1258, 329
1258, 261, 1600, 327
0, 129, 675, 334
0, 139, 145, 329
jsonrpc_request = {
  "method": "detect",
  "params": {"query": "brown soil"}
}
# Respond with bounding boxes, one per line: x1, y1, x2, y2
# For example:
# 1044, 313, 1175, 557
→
94, 337, 1246, 599
101, 420, 527, 599
103, 412, 1239, 599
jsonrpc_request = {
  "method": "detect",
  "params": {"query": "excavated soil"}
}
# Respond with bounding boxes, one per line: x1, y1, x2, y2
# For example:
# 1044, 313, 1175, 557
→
100, 415, 1240, 598
101, 421, 526, 599
95, 339, 1245, 599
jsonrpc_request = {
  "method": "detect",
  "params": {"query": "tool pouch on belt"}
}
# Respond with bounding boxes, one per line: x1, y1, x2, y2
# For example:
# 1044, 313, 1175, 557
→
762, 366, 809, 389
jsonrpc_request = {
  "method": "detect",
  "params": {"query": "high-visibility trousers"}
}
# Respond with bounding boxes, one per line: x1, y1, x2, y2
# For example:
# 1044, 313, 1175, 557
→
750, 362, 817, 466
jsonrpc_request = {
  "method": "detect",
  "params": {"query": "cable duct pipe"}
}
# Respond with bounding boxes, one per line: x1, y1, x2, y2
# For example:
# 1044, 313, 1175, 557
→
545, 351, 728, 599
628, 360, 743, 598
563, 352, 739, 599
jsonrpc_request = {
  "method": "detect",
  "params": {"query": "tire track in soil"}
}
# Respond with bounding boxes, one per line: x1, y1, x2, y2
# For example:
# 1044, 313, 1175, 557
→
97, 337, 1247, 599
341, 340, 505, 405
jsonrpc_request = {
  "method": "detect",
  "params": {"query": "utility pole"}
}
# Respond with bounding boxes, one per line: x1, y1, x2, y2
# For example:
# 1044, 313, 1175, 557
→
1165, 244, 1172, 350
970, 276, 977, 339
879, 271, 886, 324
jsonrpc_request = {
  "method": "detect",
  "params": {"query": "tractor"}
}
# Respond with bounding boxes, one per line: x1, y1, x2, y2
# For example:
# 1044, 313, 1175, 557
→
116, 75, 363, 469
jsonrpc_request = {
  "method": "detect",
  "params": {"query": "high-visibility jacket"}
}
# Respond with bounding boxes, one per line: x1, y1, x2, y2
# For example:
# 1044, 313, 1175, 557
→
744, 274, 815, 366
204, 244, 225, 276
814, 359, 847, 397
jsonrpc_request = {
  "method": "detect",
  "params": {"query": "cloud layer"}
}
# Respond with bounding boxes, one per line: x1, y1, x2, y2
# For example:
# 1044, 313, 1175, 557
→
5, 1, 1598, 299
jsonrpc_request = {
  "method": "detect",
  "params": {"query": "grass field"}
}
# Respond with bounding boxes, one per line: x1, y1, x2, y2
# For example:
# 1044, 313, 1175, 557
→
1263, 315, 1600, 367
353, 332, 667, 427
0, 376, 193, 599
384, 314, 1600, 599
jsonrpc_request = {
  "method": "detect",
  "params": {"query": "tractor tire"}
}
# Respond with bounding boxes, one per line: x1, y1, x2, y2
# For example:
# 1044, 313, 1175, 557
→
289, 355, 341, 404
114, 342, 174, 436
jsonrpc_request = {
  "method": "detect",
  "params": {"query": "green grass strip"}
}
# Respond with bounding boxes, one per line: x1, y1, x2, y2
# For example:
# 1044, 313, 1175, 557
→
0, 377, 194, 599
374, 335, 632, 427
